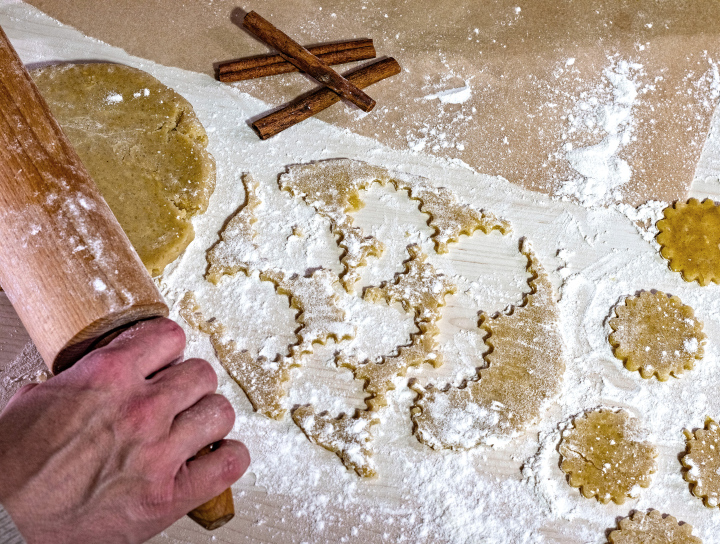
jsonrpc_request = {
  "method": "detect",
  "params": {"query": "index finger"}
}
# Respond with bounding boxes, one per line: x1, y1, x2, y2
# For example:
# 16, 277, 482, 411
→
92, 318, 186, 379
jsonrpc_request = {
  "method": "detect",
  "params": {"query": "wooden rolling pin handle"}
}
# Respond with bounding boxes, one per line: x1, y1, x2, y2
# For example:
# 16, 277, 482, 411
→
0, 26, 233, 530
186, 445, 235, 530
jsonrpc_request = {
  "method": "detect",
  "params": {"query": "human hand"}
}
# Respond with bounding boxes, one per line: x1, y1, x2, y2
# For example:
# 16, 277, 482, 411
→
0, 318, 249, 544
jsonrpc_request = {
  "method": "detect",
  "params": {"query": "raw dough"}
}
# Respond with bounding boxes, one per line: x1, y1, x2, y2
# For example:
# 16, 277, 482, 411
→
179, 292, 289, 420
411, 240, 565, 449
682, 417, 720, 508
206, 174, 261, 283
364, 244, 457, 324
259, 268, 356, 366
608, 291, 706, 381
608, 509, 702, 544
340, 321, 441, 412
32, 63, 216, 276
292, 407, 379, 477
341, 244, 453, 410
559, 408, 658, 504
656, 198, 720, 286
279, 159, 509, 291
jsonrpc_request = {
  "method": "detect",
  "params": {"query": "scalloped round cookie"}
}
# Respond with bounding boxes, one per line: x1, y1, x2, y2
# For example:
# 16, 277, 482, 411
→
608, 291, 705, 381
559, 408, 658, 504
656, 198, 720, 286
682, 417, 720, 508
608, 509, 702, 544
32, 63, 216, 276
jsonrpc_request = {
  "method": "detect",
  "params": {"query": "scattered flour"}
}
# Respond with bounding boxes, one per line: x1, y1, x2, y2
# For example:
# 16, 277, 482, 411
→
423, 85, 473, 105
559, 58, 643, 206
104, 91, 123, 104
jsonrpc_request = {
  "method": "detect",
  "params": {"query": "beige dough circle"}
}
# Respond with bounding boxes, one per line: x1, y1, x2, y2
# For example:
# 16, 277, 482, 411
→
32, 63, 216, 276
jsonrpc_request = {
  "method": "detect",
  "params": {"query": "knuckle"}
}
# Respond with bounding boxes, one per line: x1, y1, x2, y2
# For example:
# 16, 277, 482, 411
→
81, 350, 123, 386
158, 318, 186, 349
221, 449, 245, 481
215, 395, 236, 426
120, 394, 161, 433
187, 358, 218, 390
221, 442, 249, 481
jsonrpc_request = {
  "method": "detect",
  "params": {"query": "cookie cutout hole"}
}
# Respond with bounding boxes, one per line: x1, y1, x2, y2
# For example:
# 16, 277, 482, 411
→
351, 182, 435, 291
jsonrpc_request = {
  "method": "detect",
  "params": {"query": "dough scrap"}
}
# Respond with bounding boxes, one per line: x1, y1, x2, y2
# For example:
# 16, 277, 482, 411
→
411, 240, 566, 449
178, 292, 289, 419
335, 220, 385, 290
279, 159, 509, 291
340, 245, 453, 410
292, 406, 379, 477
206, 174, 262, 283
682, 417, 720, 508
364, 244, 457, 324
559, 408, 658, 504
608, 291, 706, 381
32, 63, 216, 277
608, 510, 702, 544
656, 198, 720, 286
259, 269, 356, 365
339, 321, 441, 411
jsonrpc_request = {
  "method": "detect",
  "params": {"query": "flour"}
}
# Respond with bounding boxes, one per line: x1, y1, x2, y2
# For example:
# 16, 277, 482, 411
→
559, 59, 643, 206
104, 92, 123, 104
423, 85, 473, 105
3, 2, 720, 543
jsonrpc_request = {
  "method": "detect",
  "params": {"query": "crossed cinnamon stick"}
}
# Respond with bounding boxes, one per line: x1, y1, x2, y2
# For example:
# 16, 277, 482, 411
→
216, 11, 401, 139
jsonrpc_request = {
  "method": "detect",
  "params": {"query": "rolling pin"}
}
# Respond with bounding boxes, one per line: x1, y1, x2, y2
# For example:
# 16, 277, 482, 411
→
0, 26, 233, 530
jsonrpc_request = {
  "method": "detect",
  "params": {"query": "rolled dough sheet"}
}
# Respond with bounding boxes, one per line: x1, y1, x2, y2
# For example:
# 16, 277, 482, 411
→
32, 63, 216, 276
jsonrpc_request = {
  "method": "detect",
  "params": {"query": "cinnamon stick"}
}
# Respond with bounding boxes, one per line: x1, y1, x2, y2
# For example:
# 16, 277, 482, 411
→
252, 57, 401, 139
219, 45, 376, 82
243, 11, 376, 112
218, 38, 373, 75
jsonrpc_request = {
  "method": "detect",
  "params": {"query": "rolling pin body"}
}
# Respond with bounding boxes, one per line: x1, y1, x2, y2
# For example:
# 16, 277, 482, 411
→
0, 26, 168, 373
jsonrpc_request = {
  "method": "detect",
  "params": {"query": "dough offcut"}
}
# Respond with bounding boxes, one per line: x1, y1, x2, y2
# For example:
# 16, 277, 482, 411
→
32, 63, 216, 276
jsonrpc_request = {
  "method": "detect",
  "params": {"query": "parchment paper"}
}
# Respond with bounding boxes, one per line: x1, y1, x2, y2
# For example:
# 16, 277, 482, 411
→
24, 0, 720, 206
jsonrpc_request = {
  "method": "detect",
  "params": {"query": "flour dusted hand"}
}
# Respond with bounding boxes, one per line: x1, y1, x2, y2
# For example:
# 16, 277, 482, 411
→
0, 318, 249, 544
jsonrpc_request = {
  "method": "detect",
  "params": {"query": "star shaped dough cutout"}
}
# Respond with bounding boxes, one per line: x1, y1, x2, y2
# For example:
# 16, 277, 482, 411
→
656, 198, 720, 286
